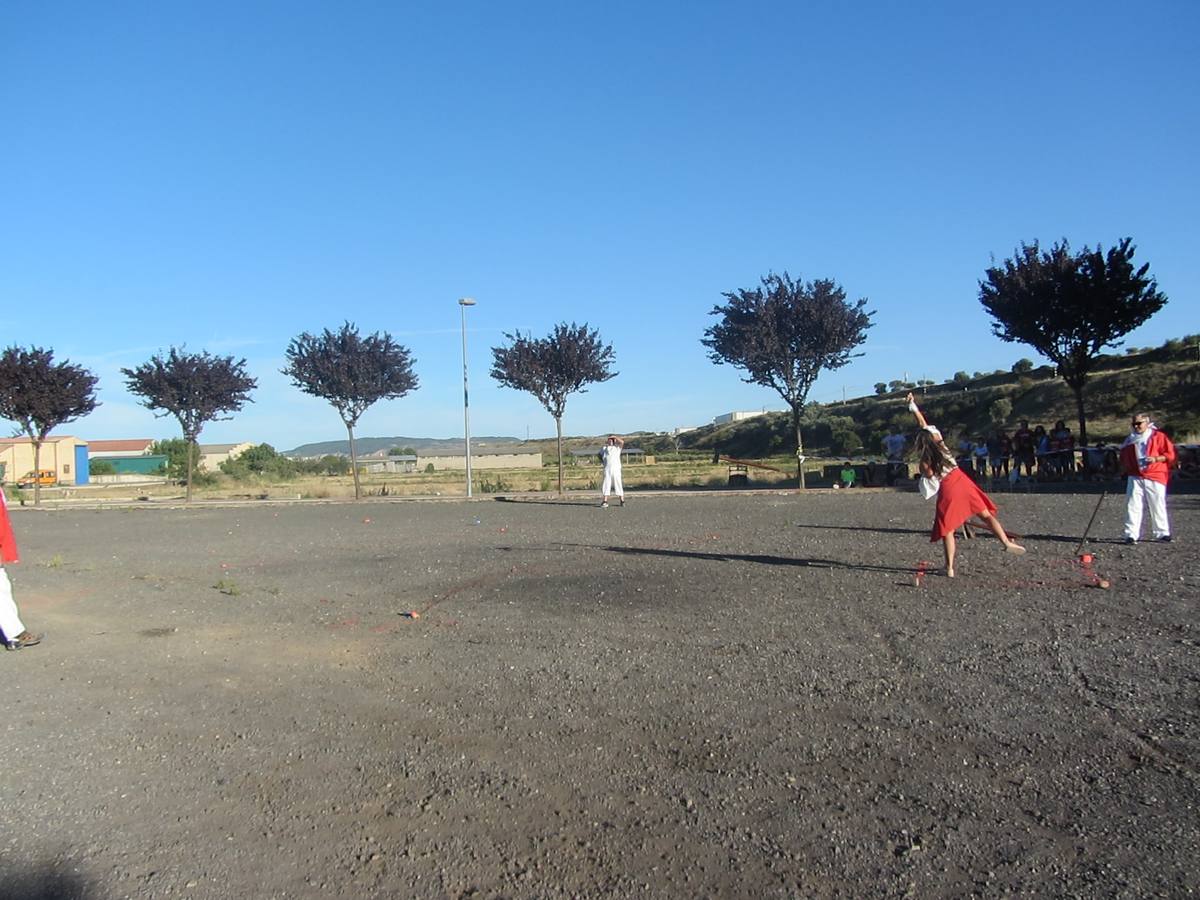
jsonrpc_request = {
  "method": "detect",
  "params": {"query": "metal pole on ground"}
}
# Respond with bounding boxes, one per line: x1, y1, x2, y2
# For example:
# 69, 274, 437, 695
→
1074, 489, 1109, 557
459, 297, 476, 498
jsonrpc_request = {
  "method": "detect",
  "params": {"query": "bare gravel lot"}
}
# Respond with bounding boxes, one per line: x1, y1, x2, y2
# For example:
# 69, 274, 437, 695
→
2, 488, 1198, 899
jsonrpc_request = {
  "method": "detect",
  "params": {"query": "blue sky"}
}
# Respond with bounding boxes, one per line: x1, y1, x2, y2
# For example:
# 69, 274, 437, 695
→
2, 1, 1196, 450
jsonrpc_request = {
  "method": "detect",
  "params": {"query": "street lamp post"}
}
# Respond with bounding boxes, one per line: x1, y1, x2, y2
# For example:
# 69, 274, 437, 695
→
459, 297, 476, 498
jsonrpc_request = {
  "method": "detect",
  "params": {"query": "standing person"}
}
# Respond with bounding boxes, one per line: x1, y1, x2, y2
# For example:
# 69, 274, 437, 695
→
1012, 421, 1036, 477
906, 394, 1025, 577
0, 488, 41, 651
1033, 425, 1049, 479
881, 427, 907, 485
955, 432, 975, 472
1051, 420, 1075, 479
600, 435, 625, 508
972, 437, 989, 480
1119, 413, 1176, 543
987, 429, 1009, 480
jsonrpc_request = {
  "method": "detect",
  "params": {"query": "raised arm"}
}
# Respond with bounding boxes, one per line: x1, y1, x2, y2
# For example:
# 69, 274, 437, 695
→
906, 392, 929, 429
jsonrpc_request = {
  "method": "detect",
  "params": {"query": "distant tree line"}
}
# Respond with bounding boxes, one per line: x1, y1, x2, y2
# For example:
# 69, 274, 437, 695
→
0, 237, 1174, 499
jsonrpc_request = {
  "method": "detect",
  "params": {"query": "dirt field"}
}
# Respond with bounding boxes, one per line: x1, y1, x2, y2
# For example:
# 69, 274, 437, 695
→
2, 487, 1197, 898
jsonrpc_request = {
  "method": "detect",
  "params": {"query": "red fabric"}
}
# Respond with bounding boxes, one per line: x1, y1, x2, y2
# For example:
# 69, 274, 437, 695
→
0, 492, 18, 564
930, 466, 997, 542
1119, 431, 1176, 485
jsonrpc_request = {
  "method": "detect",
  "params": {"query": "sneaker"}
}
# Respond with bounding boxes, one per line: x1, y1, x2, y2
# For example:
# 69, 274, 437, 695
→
619, 498, 625, 506
1122, 537, 1136, 545
601, 501, 609, 508
1157, 535, 1172, 543
4, 631, 42, 651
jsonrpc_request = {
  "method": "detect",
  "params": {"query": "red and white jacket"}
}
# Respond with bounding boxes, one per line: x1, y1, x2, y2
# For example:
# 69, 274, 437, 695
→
1119, 428, 1177, 485
0, 489, 18, 564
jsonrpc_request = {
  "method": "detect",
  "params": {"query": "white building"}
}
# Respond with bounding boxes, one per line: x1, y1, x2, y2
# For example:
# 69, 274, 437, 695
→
713, 410, 768, 426
199, 442, 255, 471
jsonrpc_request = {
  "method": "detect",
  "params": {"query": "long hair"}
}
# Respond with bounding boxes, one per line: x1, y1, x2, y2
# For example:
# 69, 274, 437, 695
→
913, 430, 954, 478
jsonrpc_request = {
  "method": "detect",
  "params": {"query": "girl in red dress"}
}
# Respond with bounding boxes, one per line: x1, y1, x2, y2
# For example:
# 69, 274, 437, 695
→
0, 487, 41, 650
907, 393, 1025, 577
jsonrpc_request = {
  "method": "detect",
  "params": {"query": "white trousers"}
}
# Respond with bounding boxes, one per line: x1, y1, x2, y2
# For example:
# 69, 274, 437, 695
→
1124, 477, 1170, 540
0, 568, 26, 641
601, 468, 623, 498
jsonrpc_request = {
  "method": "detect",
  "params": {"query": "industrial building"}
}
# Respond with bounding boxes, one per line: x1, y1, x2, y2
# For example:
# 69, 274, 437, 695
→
0, 436, 89, 486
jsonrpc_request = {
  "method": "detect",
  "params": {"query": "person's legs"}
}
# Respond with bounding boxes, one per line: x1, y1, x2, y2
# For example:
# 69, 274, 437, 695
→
1124, 477, 1145, 541
600, 469, 613, 506
613, 470, 624, 504
976, 510, 1025, 553
943, 533, 956, 578
1144, 480, 1170, 539
0, 568, 27, 641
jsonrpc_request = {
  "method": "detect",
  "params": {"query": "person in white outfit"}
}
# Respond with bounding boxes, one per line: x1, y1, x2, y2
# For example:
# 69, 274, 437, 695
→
600, 435, 625, 507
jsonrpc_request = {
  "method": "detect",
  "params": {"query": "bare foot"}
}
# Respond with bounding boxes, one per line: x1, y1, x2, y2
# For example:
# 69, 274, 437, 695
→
1005, 543, 1027, 555
946, 567, 955, 578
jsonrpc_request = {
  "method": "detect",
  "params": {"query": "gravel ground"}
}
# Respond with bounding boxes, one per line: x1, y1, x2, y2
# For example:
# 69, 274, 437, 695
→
1, 487, 1197, 899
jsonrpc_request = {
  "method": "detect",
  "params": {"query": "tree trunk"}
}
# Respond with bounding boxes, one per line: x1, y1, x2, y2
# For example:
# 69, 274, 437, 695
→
793, 403, 806, 489
185, 439, 195, 502
32, 438, 42, 506
1073, 383, 1088, 448
555, 416, 564, 495
347, 423, 361, 500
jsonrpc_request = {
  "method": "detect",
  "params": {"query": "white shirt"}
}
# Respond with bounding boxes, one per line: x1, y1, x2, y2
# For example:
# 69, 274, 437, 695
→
601, 444, 622, 473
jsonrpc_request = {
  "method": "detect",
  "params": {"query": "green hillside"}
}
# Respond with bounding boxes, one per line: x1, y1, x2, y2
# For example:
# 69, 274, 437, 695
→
284, 338, 1199, 464
675, 339, 1200, 459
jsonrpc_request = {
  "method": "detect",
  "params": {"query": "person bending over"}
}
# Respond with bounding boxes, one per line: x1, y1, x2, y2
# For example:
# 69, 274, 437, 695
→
907, 394, 1025, 577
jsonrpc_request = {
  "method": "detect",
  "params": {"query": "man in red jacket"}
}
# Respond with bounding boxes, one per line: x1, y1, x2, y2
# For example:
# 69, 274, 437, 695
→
1119, 413, 1177, 544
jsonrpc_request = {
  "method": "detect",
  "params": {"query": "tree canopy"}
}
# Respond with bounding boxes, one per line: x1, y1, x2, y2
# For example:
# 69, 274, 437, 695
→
491, 322, 616, 493
0, 346, 99, 504
282, 322, 418, 499
702, 272, 872, 486
979, 238, 1166, 445
123, 348, 257, 500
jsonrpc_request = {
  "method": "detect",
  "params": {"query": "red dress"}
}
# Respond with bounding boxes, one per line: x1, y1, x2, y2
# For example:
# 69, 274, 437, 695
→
0, 490, 19, 563
930, 466, 996, 542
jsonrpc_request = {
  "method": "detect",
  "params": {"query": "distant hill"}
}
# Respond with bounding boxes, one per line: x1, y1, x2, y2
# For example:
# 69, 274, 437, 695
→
677, 341, 1200, 459
287, 432, 664, 460
286, 436, 529, 457
285, 341, 1200, 462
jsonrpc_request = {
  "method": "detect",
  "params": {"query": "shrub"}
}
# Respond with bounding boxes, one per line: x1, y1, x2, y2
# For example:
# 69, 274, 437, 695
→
478, 476, 512, 493
830, 428, 863, 455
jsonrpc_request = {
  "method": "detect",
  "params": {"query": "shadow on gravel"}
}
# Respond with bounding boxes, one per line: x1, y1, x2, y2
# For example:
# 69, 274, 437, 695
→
494, 497, 600, 508
793, 522, 927, 537
0, 863, 94, 900
1023, 532, 1139, 545
597, 544, 918, 574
